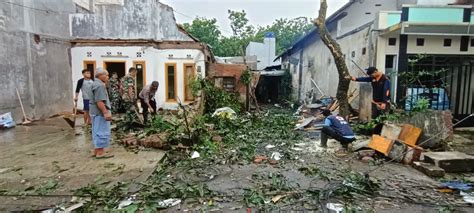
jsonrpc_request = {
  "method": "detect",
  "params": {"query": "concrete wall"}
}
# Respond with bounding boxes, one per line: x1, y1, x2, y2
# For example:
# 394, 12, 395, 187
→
287, 27, 374, 120
0, 0, 75, 122
246, 36, 279, 70
71, 46, 206, 110
407, 36, 474, 55
208, 63, 247, 101
337, 0, 399, 37
70, 0, 192, 41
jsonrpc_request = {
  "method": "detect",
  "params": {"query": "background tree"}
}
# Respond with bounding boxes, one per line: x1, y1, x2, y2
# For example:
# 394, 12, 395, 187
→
254, 17, 313, 55
182, 11, 312, 57
182, 17, 221, 51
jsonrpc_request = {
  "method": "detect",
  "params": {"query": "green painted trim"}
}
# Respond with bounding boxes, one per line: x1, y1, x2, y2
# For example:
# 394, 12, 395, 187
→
409, 8, 464, 23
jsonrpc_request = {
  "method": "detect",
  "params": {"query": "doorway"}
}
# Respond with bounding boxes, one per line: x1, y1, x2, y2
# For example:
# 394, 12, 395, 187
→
133, 61, 146, 99
104, 62, 126, 79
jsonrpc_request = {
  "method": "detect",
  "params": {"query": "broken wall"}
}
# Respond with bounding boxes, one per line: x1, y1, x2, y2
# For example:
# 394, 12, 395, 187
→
0, 0, 75, 122
208, 63, 247, 101
70, 0, 192, 41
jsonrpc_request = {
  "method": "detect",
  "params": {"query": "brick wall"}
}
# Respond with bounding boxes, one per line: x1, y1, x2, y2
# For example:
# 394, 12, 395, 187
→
208, 63, 247, 101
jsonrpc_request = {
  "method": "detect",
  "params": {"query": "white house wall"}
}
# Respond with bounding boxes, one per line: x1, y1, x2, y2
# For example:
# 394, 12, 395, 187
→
337, 0, 399, 37
71, 46, 206, 110
407, 36, 474, 55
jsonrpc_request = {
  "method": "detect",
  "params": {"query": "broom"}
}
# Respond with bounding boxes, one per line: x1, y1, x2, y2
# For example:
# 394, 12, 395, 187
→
63, 99, 77, 128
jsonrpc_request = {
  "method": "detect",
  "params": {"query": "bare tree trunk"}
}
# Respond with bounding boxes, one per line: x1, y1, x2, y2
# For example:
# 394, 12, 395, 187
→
313, 0, 350, 118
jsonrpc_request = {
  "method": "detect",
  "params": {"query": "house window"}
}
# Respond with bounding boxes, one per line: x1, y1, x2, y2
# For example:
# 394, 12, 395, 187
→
443, 39, 452, 47
83, 61, 96, 76
222, 77, 235, 92
165, 63, 177, 102
416, 38, 425, 46
183, 64, 195, 101
388, 38, 397, 46
471, 39, 474, 47
362, 47, 367, 55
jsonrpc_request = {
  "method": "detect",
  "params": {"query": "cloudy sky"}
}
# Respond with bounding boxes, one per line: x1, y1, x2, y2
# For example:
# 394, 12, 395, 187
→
160, 0, 350, 36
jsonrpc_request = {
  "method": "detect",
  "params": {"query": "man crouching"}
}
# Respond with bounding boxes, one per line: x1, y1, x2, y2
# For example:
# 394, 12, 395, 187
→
90, 68, 114, 159
321, 109, 356, 156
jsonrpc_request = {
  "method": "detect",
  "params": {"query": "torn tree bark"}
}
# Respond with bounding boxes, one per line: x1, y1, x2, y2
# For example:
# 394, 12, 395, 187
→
313, 0, 351, 118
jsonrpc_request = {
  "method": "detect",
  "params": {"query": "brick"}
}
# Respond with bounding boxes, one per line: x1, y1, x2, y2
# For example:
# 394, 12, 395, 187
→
381, 123, 403, 140
398, 124, 422, 147
387, 140, 407, 162
413, 161, 445, 177
368, 135, 393, 156
423, 151, 474, 173
402, 146, 423, 165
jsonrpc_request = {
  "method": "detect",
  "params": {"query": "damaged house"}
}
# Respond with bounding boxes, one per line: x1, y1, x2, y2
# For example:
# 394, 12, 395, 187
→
0, 0, 76, 122
1, 0, 213, 123
70, 0, 214, 110
276, 0, 474, 126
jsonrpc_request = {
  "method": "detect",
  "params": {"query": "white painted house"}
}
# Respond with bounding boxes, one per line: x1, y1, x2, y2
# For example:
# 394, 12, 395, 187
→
69, 0, 213, 110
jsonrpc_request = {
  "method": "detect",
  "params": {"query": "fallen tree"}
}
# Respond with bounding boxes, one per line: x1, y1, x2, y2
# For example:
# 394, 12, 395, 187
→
313, 0, 351, 118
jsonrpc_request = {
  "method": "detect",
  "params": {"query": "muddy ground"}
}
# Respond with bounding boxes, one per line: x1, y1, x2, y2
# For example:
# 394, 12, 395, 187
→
1, 109, 473, 212
0, 117, 165, 211
161, 137, 474, 212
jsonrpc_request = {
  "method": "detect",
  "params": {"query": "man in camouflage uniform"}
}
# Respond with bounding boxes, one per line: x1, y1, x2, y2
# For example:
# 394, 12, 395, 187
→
107, 72, 122, 114
121, 67, 138, 125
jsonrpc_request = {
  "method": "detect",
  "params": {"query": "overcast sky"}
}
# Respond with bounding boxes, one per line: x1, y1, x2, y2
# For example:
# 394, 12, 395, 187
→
160, 0, 350, 36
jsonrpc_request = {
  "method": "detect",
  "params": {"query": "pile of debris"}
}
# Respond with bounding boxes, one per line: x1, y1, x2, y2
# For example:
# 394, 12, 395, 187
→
365, 123, 423, 165
293, 97, 335, 133
358, 121, 474, 179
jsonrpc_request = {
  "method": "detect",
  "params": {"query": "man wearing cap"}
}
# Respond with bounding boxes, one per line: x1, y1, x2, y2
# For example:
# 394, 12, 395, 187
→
139, 81, 159, 124
348, 67, 391, 119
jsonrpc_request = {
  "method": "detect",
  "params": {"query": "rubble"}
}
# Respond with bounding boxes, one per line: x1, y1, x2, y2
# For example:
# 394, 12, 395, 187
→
423, 151, 474, 173
412, 162, 445, 177
394, 110, 453, 149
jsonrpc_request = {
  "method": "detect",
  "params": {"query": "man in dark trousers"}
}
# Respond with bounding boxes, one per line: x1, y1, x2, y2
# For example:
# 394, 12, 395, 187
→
139, 81, 159, 124
348, 67, 391, 119
321, 109, 356, 156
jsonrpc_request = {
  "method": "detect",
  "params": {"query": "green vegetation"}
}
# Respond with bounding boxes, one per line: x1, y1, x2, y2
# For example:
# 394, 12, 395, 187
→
182, 11, 313, 57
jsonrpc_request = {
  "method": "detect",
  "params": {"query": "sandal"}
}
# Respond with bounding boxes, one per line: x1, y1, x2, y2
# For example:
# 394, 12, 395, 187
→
95, 154, 114, 159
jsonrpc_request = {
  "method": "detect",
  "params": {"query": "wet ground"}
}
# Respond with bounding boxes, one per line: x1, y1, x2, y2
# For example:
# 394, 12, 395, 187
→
0, 116, 164, 211
162, 136, 474, 212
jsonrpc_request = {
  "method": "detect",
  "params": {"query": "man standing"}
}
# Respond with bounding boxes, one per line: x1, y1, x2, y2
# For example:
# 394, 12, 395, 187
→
74, 69, 93, 125
90, 68, 113, 158
121, 67, 138, 125
139, 81, 159, 124
348, 67, 391, 119
320, 109, 356, 156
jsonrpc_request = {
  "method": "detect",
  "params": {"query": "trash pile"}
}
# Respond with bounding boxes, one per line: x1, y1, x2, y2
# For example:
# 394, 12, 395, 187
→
438, 180, 474, 204
293, 97, 335, 132
357, 122, 474, 179
0, 112, 16, 129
